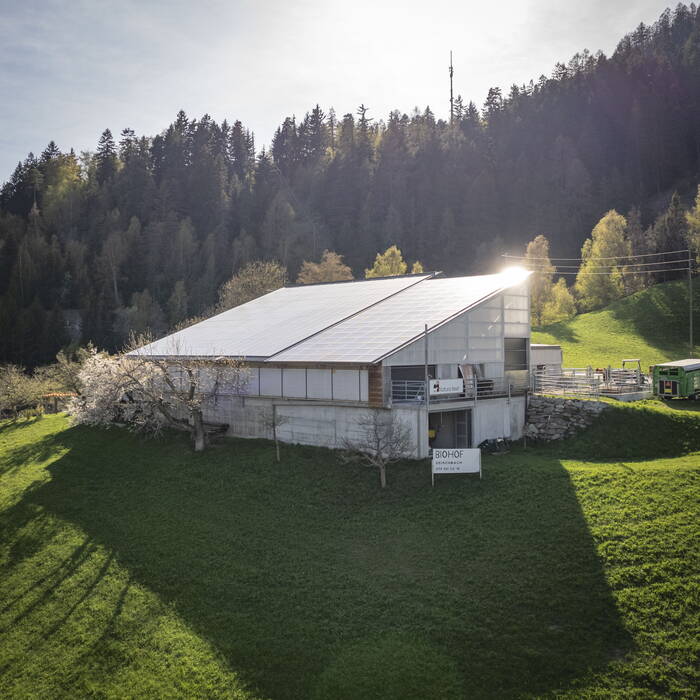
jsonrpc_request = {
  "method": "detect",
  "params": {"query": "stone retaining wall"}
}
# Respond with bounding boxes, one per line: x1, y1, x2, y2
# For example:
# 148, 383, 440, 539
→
524, 396, 609, 441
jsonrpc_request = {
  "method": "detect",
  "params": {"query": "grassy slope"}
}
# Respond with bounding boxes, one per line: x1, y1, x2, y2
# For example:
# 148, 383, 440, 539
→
0, 408, 698, 699
532, 279, 700, 369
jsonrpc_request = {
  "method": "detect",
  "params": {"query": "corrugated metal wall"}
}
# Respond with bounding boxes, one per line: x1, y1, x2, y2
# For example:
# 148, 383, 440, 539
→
244, 367, 369, 402
382, 284, 530, 379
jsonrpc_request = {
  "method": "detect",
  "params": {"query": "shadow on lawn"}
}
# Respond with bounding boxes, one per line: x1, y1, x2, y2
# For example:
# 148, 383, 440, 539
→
606, 281, 700, 359
532, 319, 579, 344
554, 399, 700, 462
8, 425, 633, 699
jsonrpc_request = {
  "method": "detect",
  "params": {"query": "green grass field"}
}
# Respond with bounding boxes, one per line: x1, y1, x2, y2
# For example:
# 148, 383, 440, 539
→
532, 279, 700, 369
1, 405, 699, 699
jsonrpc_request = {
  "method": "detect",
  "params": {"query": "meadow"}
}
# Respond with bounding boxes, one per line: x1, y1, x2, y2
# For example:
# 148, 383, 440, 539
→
532, 279, 700, 369
0, 401, 698, 698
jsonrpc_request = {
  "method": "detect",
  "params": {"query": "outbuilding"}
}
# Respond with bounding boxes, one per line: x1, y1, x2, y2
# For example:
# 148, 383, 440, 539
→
530, 343, 563, 375
134, 269, 532, 458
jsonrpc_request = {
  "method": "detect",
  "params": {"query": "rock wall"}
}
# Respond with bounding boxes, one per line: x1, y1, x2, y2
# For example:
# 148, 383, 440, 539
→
524, 396, 609, 441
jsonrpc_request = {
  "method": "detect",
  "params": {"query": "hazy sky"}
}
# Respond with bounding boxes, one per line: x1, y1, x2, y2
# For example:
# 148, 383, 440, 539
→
0, 0, 674, 179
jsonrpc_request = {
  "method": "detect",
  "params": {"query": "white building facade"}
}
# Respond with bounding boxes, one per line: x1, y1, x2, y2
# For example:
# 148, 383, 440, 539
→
134, 270, 531, 459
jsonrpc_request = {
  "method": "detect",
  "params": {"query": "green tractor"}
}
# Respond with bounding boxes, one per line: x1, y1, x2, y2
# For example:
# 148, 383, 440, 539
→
651, 359, 700, 400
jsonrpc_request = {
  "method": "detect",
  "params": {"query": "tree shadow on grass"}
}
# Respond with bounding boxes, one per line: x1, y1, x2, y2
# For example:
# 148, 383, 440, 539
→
551, 399, 700, 462
532, 320, 579, 344
0, 429, 70, 476
13, 425, 632, 699
606, 281, 700, 359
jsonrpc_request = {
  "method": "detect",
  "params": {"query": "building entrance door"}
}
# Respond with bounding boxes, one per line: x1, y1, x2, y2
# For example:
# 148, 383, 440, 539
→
429, 409, 471, 449
455, 411, 469, 447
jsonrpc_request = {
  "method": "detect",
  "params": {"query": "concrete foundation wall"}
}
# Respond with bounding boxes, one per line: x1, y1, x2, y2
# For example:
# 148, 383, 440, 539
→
471, 396, 526, 445
201, 396, 427, 458
201, 394, 524, 459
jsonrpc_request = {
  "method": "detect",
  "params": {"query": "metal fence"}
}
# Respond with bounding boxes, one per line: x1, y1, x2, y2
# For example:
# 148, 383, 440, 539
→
532, 367, 649, 397
391, 380, 426, 403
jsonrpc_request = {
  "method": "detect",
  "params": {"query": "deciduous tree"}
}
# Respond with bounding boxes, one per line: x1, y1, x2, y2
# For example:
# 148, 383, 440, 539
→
686, 185, 700, 263
541, 278, 577, 325
341, 411, 412, 488
69, 342, 248, 452
365, 245, 407, 278
575, 210, 631, 311
524, 235, 555, 326
217, 261, 287, 312
296, 250, 353, 284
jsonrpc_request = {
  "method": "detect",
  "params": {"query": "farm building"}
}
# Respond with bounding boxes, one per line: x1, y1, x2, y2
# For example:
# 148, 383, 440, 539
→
530, 344, 563, 374
133, 269, 532, 458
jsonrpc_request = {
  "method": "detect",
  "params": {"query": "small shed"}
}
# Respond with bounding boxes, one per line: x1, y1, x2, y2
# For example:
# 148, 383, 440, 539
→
530, 344, 562, 375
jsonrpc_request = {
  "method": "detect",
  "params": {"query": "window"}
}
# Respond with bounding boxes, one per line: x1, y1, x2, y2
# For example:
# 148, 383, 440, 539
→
391, 365, 436, 381
504, 338, 528, 371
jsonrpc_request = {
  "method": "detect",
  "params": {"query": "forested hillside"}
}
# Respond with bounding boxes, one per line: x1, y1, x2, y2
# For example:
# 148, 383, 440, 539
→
2, 4, 700, 365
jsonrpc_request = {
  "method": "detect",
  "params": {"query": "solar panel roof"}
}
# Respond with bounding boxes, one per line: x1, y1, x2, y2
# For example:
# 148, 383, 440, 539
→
270, 270, 531, 364
131, 274, 431, 359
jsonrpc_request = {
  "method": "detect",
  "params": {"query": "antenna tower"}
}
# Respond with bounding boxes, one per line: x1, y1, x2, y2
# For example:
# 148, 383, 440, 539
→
449, 51, 454, 123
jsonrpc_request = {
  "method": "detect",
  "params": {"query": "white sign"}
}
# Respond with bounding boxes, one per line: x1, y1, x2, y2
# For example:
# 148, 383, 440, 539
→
431, 448, 481, 485
429, 378, 464, 395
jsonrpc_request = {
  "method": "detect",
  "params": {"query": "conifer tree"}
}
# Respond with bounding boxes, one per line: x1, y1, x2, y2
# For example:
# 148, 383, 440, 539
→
167, 280, 189, 326
95, 129, 118, 184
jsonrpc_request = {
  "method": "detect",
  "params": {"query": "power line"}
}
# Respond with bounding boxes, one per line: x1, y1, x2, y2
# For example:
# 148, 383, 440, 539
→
503, 249, 690, 262
525, 266, 690, 275
523, 258, 689, 270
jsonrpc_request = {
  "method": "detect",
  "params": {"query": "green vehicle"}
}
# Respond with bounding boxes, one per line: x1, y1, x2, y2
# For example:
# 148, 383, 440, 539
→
652, 359, 700, 400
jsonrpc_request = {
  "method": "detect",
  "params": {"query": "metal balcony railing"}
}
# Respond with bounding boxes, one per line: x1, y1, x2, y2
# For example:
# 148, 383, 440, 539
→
391, 380, 426, 402
391, 375, 530, 404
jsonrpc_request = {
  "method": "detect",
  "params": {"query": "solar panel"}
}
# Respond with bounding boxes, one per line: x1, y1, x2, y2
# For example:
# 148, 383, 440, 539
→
131, 274, 431, 359
269, 270, 531, 364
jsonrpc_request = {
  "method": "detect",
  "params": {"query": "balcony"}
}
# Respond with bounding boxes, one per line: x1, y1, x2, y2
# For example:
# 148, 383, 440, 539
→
391, 375, 529, 404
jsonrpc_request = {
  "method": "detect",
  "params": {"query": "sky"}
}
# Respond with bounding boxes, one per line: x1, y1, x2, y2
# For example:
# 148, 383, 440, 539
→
0, 0, 675, 179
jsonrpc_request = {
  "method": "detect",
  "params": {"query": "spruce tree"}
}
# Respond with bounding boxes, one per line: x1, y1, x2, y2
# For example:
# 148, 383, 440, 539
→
95, 129, 118, 184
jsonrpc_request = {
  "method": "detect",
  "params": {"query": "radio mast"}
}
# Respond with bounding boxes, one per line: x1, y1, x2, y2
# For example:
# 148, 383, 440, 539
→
449, 51, 454, 123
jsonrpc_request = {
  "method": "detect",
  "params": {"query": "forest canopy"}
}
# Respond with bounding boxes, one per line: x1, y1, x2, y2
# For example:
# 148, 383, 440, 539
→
1, 3, 700, 365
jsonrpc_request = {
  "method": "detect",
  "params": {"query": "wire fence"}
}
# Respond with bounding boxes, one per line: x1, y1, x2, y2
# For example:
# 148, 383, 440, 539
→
532, 367, 649, 397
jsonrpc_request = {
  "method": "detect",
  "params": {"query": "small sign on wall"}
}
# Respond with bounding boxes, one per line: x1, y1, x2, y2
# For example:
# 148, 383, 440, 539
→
431, 448, 481, 486
429, 378, 464, 395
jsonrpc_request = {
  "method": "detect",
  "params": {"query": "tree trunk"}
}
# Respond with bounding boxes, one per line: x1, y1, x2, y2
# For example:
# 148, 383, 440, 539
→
192, 409, 206, 452
379, 464, 387, 488
275, 438, 280, 462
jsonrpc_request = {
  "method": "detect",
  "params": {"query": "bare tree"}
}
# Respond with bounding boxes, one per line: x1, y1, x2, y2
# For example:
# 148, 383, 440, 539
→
0, 365, 48, 419
69, 339, 248, 452
35, 344, 95, 396
261, 404, 290, 462
342, 411, 413, 488
217, 261, 286, 312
